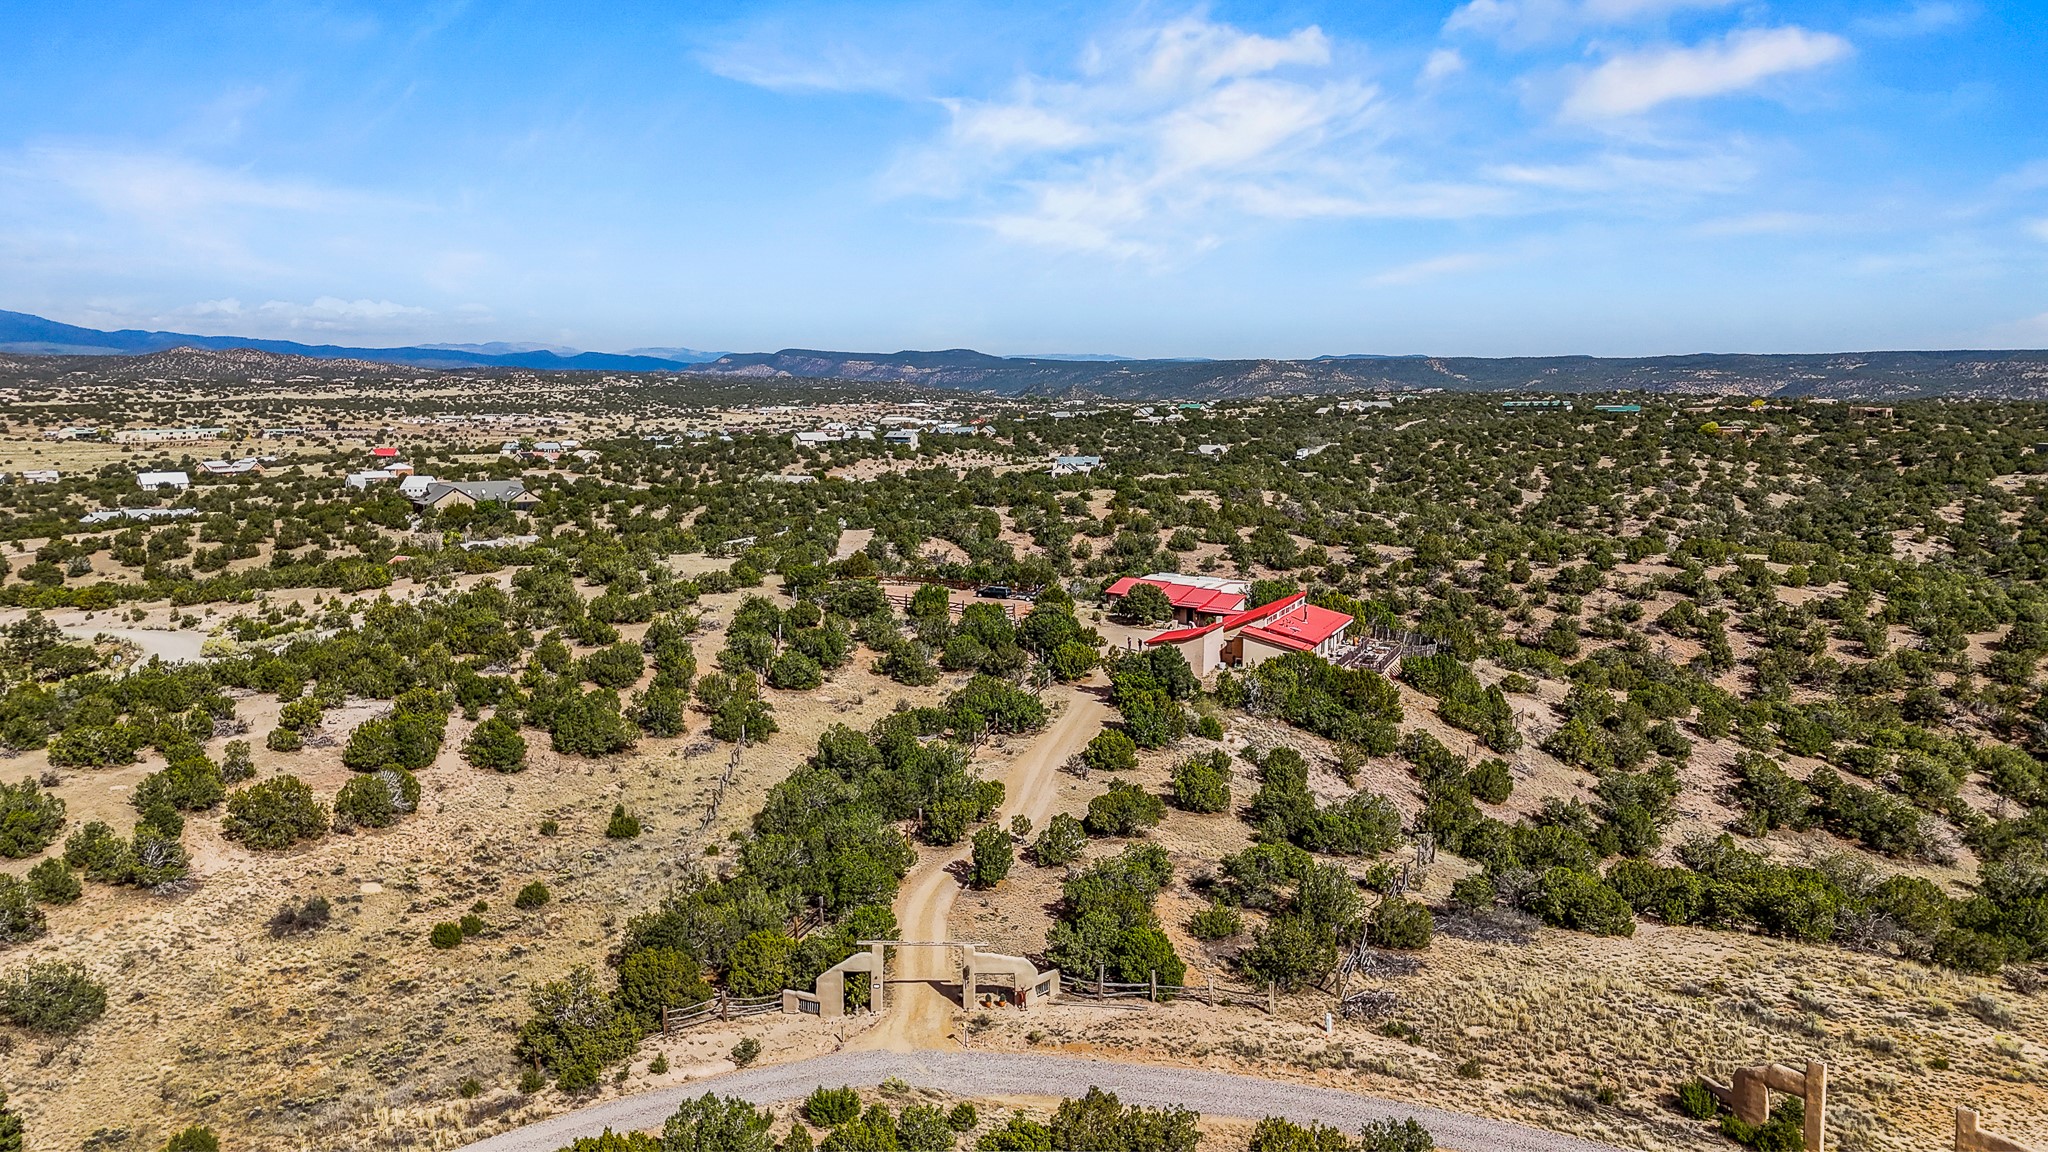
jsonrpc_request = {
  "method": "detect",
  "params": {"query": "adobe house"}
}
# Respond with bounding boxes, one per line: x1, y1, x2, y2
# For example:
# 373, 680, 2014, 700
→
1143, 592, 1355, 673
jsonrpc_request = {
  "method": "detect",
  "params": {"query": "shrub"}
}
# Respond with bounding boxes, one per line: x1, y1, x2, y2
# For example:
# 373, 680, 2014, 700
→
947, 1103, 979, 1132
1355, 1118, 1434, 1152
1370, 897, 1435, 950
767, 651, 824, 691
1046, 844, 1186, 986
605, 804, 642, 839
1170, 752, 1232, 813
1048, 1086, 1199, 1152
1248, 1116, 1355, 1152
515, 965, 643, 1091
0, 877, 46, 944
1118, 583, 1173, 624
0, 960, 106, 1033
515, 880, 552, 910
970, 825, 1013, 889
1031, 813, 1087, 866
0, 778, 66, 859
463, 715, 529, 772
1720, 1097, 1805, 1152
1677, 1079, 1719, 1120
581, 641, 647, 689
615, 947, 711, 1026
1189, 901, 1243, 940
725, 930, 795, 997
976, 1112, 1054, 1150
1084, 780, 1165, 837
1449, 873, 1496, 911
1194, 713, 1225, 740
163, 1126, 219, 1152
460, 913, 486, 937
1083, 728, 1139, 774
896, 1103, 956, 1151
1466, 758, 1513, 805
730, 1037, 762, 1067
333, 768, 421, 830
430, 921, 464, 949
1530, 868, 1637, 937
266, 726, 304, 752
805, 1086, 864, 1127
134, 757, 225, 815
268, 895, 332, 938
629, 682, 691, 737
221, 775, 328, 850
220, 739, 256, 783
26, 857, 81, 905
553, 689, 639, 756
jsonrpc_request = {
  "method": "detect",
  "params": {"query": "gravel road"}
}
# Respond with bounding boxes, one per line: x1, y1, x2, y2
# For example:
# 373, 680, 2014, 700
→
455, 1049, 1628, 1152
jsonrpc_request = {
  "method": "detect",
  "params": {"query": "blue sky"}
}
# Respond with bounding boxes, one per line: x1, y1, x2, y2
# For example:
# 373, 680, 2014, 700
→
2, 1, 2043, 357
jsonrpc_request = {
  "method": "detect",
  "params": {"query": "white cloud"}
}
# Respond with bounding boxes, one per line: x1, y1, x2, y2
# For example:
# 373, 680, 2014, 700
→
1420, 49, 1466, 83
884, 15, 1508, 257
164, 296, 433, 335
1692, 210, 1829, 236
1563, 26, 1852, 119
1370, 252, 1492, 285
701, 41, 913, 95
1446, 0, 1738, 47
1854, 2, 1969, 37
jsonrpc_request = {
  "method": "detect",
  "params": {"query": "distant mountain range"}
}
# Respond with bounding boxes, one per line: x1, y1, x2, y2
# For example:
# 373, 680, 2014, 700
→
0, 310, 696, 372
5, 308, 2047, 401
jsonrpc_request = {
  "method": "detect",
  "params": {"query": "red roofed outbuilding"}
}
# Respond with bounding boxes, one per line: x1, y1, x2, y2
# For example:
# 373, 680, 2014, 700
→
1105, 575, 1248, 625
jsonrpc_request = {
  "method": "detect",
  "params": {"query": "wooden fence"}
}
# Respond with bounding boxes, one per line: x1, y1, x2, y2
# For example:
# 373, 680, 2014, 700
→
659, 992, 786, 1035
1062, 969, 1274, 1012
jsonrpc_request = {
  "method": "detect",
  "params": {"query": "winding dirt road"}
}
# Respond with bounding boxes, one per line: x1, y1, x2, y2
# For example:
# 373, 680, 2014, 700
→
856, 682, 1110, 1052
454, 684, 1629, 1152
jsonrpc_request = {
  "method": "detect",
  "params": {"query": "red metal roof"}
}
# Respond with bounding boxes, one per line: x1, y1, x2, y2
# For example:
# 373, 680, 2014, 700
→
1106, 576, 1246, 616
1143, 592, 1353, 652
1238, 600, 1354, 652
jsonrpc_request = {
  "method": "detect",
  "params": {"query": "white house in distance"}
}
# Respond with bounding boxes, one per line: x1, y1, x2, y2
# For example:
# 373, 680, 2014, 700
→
198, 457, 262, 476
137, 470, 191, 491
1051, 455, 1102, 477
20, 470, 60, 484
114, 427, 226, 444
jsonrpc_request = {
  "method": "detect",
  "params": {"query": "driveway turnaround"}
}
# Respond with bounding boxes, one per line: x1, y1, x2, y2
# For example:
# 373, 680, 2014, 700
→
456, 1049, 1629, 1152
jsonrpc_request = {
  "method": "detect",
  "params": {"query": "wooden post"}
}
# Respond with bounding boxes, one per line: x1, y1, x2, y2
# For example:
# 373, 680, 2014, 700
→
1098, 964, 1105, 999
1150, 970, 1157, 1003
661, 1006, 670, 1035
1268, 981, 1277, 1015
1206, 975, 1214, 1007
1805, 1060, 1826, 1152
719, 992, 730, 1022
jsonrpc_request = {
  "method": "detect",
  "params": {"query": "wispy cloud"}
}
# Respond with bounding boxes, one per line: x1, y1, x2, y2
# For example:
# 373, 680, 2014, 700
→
880, 14, 1510, 257
1446, 0, 1739, 48
1853, 2, 1969, 38
1370, 251, 1494, 285
177, 296, 432, 332
1420, 49, 1466, 83
1563, 26, 1852, 119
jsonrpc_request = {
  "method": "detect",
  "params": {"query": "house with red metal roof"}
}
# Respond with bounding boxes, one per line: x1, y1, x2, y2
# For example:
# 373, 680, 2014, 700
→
1105, 574, 1250, 625
1142, 592, 1354, 672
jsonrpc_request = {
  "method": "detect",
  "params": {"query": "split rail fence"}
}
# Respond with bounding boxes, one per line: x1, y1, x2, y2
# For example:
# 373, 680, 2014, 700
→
659, 992, 785, 1035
